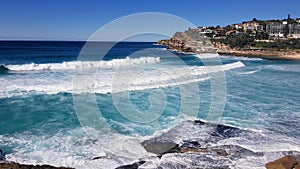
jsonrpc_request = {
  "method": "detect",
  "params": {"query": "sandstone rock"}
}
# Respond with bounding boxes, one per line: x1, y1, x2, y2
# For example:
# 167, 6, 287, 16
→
158, 29, 216, 54
294, 163, 300, 169
0, 161, 73, 169
266, 155, 297, 169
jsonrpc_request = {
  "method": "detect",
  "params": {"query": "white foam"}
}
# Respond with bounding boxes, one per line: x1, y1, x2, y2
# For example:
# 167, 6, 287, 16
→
5, 57, 161, 71
268, 64, 300, 73
195, 53, 220, 59
0, 61, 245, 98
2, 127, 149, 169
220, 55, 263, 61
235, 70, 258, 75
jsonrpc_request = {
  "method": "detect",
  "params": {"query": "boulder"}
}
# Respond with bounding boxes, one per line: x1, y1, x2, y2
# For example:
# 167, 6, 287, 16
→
141, 140, 180, 155
266, 155, 297, 169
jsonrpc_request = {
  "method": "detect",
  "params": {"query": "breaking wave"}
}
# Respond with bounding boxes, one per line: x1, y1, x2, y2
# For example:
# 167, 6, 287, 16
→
4, 57, 161, 71
0, 61, 245, 98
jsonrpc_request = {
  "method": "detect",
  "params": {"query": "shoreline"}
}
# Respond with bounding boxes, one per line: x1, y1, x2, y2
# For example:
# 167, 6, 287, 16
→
2, 120, 300, 169
216, 49, 300, 60
158, 38, 300, 61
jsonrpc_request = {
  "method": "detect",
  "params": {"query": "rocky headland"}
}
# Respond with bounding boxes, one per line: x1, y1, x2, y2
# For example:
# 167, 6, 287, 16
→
158, 30, 300, 60
158, 28, 217, 54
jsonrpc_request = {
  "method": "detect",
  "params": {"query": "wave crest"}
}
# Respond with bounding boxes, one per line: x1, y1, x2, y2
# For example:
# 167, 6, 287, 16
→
5, 57, 161, 71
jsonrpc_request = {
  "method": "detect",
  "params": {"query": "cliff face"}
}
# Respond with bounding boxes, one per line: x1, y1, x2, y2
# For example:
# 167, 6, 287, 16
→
158, 29, 217, 54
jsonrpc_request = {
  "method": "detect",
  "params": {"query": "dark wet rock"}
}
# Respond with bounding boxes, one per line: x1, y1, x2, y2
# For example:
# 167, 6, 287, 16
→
0, 149, 5, 161
193, 120, 255, 145
141, 120, 250, 151
294, 163, 300, 169
141, 120, 262, 158
213, 145, 264, 158
266, 155, 298, 169
211, 124, 241, 138
180, 140, 202, 149
179, 143, 263, 159
115, 161, 146, 169
214, 149, 229, 156
180, 147, 229, 157
193, 120, 206, 125
138, 120, 300, 169
0, 161, 73, 169
141, 140, 179, 155
92, 156, 103, 160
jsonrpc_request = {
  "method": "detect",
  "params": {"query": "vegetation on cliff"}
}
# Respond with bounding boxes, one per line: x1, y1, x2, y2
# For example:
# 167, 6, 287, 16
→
254, 39, 300, 50
211, 34, 254, 49
212, 35, 300, 50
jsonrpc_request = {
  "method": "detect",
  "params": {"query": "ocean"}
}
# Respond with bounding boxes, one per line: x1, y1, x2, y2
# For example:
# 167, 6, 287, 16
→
0, 41, 299, 168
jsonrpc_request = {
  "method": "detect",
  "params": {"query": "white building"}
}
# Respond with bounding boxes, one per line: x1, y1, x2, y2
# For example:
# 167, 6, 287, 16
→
266, 22, 285, 37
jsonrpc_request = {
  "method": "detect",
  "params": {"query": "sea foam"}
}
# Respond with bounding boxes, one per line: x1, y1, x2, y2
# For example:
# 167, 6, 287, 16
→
0, 61, 245, 98
5, 57, 161, 71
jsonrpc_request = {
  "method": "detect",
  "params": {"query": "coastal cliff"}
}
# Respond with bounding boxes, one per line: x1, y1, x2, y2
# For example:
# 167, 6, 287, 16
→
159, 30, 300, 60
158, 29, 216, 54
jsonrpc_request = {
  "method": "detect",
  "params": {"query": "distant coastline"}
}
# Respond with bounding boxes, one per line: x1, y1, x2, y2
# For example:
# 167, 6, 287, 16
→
158, 38, 300, 60
158, 15, 300, 60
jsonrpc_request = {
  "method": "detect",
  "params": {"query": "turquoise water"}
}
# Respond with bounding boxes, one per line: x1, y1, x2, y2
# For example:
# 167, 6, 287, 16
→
0, 41, 299, 168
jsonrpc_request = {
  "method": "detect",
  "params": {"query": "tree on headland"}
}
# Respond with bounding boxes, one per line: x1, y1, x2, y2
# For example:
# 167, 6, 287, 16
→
224, 25, 234, 31
255, 31, 269, 40
246, 29, 254, 35
213, 34, 254, 49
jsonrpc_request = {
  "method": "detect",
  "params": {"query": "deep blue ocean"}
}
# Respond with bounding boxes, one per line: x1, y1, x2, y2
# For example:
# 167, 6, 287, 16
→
0, 41, 299, 168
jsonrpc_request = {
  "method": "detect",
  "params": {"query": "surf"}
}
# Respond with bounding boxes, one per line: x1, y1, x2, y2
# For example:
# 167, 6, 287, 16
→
4, 57, 161, 71
0, 65, 9, 74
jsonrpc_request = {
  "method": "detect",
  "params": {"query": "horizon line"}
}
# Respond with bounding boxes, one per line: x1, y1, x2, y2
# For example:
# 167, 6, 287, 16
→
0, 39, 157, 43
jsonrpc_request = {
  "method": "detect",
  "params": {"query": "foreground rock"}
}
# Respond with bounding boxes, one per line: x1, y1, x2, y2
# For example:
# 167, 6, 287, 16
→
132, 120, 300, 169
0, 161, 73, 169
266, 155, 300, 169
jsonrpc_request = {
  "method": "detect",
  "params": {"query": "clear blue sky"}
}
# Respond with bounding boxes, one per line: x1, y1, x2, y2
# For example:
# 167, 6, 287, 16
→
0, 0, 299, 40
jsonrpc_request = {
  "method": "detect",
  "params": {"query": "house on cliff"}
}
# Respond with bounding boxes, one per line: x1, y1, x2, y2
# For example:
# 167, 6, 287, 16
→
242, 21, 264, 33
